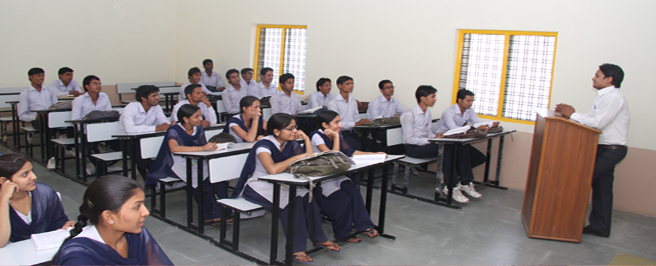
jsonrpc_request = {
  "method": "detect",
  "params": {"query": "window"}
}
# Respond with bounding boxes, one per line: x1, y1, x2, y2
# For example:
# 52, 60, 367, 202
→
453, 30, 557, 124
253, 25, 307, 93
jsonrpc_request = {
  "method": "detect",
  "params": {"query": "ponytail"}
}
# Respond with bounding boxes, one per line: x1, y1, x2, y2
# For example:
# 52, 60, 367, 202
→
63, 214, 89, 243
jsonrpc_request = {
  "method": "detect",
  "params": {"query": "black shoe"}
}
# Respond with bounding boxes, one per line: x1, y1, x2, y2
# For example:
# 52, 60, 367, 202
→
583, 225, 610, 237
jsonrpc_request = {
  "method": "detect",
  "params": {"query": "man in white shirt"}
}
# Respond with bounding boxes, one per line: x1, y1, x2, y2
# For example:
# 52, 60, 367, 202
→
201, 59, 225, 92
555, 63, 629, 238
249, 67, 278, 99
239, 68, 258, 92
171, 84, 217, 127
307, 78, 335, 109
19, 68, 59, 166
327, 76, 370, 150
48, 67, 82, 98
270, 73, 305, 115
367, 80, 406, 120
179, 67, 211, 100
222, 69, 249, 114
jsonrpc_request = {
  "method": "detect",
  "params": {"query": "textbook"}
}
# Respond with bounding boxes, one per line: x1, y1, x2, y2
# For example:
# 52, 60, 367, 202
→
31, 228, 71, 250
444, 126, 470, 136
297, 105, 323, 114
352, 154, 386, 165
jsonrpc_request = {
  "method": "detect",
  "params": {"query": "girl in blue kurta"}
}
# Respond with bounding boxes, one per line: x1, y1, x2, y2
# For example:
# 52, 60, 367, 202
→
0, 154, 75, 248
146, 104, 226, 226
310, 110, 382, 243
223, 96, 267, 143
232, 113, 340, 264
54, 175, 172, 265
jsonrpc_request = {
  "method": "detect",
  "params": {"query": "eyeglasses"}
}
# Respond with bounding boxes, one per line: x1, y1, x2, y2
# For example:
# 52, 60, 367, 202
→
282, 125, 298, 131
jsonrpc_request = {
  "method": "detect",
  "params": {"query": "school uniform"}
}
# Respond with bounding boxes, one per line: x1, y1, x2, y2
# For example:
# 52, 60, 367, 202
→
8, 183, 70, 243
18, 85, 59, 124
48, 79, 82, 98
223, 114, 265, 143
327, 93, 363, 150
222, 84, 249, 114
307, 91, 335, 109
366, 95, 406, 120
179, 82, 211, 100
170, 100, 217, 125
270, 91, 305, 115
248, 82, 278, 99
201, 71, 225, 90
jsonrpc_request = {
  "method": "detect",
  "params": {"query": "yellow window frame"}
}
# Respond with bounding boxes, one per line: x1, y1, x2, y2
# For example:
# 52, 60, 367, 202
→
253, 24, 308, 94
452, 30, 558, 125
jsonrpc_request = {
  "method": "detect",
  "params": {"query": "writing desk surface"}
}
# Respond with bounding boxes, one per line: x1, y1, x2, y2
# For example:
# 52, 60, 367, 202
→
0, 239, 59, 265
174, 142, 254, 158
429, 130, 517, 143
112, 123, 226, 139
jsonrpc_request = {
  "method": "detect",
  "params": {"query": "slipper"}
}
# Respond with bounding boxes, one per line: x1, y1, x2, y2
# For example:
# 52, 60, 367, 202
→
203, 220, 221, 227
364, 228, 378, 238
314, 242, 341, 253
292, 253, 313, 264
346, 237, 362, 243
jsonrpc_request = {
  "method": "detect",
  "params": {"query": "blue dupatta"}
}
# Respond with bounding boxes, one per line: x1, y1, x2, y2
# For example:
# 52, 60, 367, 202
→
309, 130, 356, 157
222, 114, 265, 141
145, 124, 206, 186
8, 183, 69, 242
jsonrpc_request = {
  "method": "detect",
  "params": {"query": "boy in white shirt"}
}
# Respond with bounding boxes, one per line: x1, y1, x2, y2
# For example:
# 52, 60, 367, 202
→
239, 68, 258, 91
201, 59, 225, 92
249, 67, 278, 99
48, 67, 82, 98
179, 67, 211, 100
307, 78, 335, 109
270, 73, 305, 115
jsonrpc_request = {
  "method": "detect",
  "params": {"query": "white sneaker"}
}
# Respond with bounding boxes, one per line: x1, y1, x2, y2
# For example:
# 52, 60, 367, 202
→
86, 163, 96, 175
65, 149, 76, 158
443, 185, 469, 203
47, 157, 56, 169
27, 134, 33, 144
460, 182, 482, 198
107, 165, 123, 173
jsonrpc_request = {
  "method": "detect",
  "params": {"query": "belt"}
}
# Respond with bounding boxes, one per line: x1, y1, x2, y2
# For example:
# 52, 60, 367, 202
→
598, 144, 626, 150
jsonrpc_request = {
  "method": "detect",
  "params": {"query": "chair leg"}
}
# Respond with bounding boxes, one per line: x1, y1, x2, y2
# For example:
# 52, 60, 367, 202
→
159, 181, 167, 218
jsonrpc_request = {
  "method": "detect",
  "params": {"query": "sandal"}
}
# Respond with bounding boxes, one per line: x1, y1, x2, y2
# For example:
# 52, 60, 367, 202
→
203, 218, 221, 227
364, 228, 378, 238
346, 237, 362, 243
314, 241, 341, 253
292, 253, 313, 264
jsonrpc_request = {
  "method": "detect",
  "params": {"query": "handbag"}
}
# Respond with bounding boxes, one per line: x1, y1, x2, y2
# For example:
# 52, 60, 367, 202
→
287, 150, 354, 202
82, 110, 120, 122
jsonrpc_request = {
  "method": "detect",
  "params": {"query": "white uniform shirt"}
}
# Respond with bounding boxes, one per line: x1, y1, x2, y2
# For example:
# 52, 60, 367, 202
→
48, 79, 82, 97
310, 129, 350, 196
270, 91, 305, 115
248, 82, 278, 99
570, 86, 630, 145
366, 95, 406, 120
70, 92, 112, 120
118, 101, 170, 134
307, 91, 335, 109
170, 124, 208, 188
201, 71, 225, 89
434, 103, 482, 133
170, 100, 217, 125
18, 86, 59, 122
400, 105, 437, 146
179, 82, 211, 100
240, 79, 258, 92
222, 83, 249, 114
327, 93, 360, 131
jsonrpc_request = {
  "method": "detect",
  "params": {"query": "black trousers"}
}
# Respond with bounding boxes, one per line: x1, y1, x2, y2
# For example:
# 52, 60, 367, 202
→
588, 148, 627, 236
405, 143, 486, 187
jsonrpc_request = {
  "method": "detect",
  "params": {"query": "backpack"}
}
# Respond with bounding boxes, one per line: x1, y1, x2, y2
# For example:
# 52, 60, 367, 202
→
287, 150, 354, 202
82, 110, 120, 122
207, 132, 236, 143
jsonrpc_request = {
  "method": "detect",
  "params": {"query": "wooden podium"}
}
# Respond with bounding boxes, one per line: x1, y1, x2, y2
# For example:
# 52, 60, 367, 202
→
522, 108, 602, 242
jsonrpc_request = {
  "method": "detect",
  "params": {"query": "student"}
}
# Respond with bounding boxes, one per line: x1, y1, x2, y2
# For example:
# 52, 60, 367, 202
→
0, 154, 75, 248
310, 110, 380, 243
232, 113, 341, 264
171, 84, 217, 127
146, 104, 226, 226
249, 67, 278, 99
179, 67, 211, 100
307, 78, 335, 109
366, 80, 406, 120
18, 68, 59, 130
222, 69, 249, 114
53, 175, 172, 265
239, 68, 258, 91
270, 73, 305, 115
327, 75, 370, 150
223, 96, 267, 143
48, 67, 82, 97
118, 85, 171, 135
201, 59, 225, 92
555, 63, 629, 238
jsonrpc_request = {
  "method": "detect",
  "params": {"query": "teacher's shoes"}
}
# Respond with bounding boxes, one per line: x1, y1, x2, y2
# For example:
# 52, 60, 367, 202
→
460, 182, 482, 199
443, 185, 469, 203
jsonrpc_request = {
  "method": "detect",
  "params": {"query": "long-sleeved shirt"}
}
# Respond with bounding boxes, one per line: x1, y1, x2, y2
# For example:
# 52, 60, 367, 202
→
48, 79, 83, 97
70, 92, 112, 120
366, 95, 406, 120
240, 79, 258, 92
118, 101, 170, 134
18, 86, 59, 122
434, 103, 482, 133
270, 91, 305, 115
570, 86, 630, 145
222, 83, 249, 114
201, 71, 224, 89
179, 82, 211, 100
170, 100, 217, 125
327, 93, 360, 131
307, 91, 335, 109
401, 105, 438, 146
248, 82, 278, 99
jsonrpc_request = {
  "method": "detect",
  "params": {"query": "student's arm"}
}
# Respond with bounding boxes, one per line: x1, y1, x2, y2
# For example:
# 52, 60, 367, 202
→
70, 98, 83, 121
297, 130, 314, 154
0, 177, 19, 248
216, 77, 225, 91
73, 81, 83, 93
295, 98, 306, 114
395, 100, 407, 116
223, 91, 237, 114
366, 100, 380, 120
168, 138, 216, 153
401, 112, 429, 145
270, 95, 283, 115
170, 104, 180, 123
204, 104, 218, 125
49, 89, 59, 105
307, 93, 319, 109
121, 109, 156, 134
102, 95, 112, 111
18, 91, 37, 121
233, 111, 261, 143
258, 134, 312, 175
440, 109, 459, 130
317, 130, 340, 152
570, 95, 623, 129
49, 81, 68, 98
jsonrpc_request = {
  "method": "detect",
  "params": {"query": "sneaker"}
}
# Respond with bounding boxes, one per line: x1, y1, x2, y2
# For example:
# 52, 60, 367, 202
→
460, 182, 482, 198
27, 134, 33, 144
65, 149, 76, 158
47, 157, 56, 170
107, 165, 123, 173
443, 185, 469, 203
86, 163, 96, 175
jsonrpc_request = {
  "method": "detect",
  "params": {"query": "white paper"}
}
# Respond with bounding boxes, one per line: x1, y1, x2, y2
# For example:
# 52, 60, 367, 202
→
31, 228, 71, 251
352, 154, 386, 165
443, 126, 470, 136
473, 121, 498, 128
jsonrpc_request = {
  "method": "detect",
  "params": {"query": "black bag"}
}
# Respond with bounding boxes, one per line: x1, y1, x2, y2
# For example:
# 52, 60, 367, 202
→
207, 132, 236, 143
365, 116, 400, 126
48, 101, 72, 110
443, 128, 487, 139
287, 150, 354, 202
259, 96, 272, 106
206, 94, 221, 103
82, 110, 120, 122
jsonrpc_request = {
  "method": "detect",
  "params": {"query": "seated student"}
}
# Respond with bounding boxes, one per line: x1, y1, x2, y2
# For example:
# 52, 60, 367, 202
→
327, 75, 370, 150
18, 67, 59, 131
248, 67, 278, 99
232, 113, 341, 264
223, 96, 267, 143
179, 67, 211, 100
146, 104, 226, 225
201, 59, 226, 92
48, 67, 82, 98
367, 79, 406, 120
0, 154, 75, 248
270, 73, 305, 115
53, 175, 172, 265
307, 78, 335, 109
239, 68, 258, 91
310, 110, 380, 243
171, 84, 217, 127
222, 69, 249, 114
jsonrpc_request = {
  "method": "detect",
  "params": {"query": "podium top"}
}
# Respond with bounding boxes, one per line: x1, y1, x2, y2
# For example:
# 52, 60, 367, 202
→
535, 108, 602, 134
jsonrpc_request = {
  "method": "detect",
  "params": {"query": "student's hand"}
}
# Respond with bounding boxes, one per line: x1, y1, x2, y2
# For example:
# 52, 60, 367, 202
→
295, 130, 309, 140
0, 177, 19, 201
202, 142, 219, 151
356, 119, 371, 126
492, 122, 500, 128
256, 135, 264, 141
62, 221, 76, 229
70, 91, 82, 97
434, 132, 445, 138
247, 107, 260, 119
201, 95, 211, 107
376, 152, 388, 158
155, 123, 170, 131
324, 128, 339, 138
201, 120, 211, 127
476, 124, 490, 132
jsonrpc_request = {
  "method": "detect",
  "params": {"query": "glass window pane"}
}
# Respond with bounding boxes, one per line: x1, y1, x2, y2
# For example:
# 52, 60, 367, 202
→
283, 28, 307, 91
258, 28, 283, 83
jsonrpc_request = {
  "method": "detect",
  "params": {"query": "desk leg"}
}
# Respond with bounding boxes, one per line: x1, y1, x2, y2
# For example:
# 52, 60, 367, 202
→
270, 183, 281, 264
73, 126, 80, 179
11, 105, 18, 149
365, 168, 374, 214
41, 114, 47, 161
378, 163, 396, 240
483, 139, 493, 183
186, 158, 194, 229
197, 159, 205, 234
487, 135, 508, 190
284, 186, 297, 265
121, 139, 129, 177
80, 128, 88, 182
434, 144, 445, 200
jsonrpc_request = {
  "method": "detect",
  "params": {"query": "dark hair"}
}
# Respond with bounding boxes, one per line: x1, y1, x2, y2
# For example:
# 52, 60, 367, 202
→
260, 67, 273, 77
316, 110, 339, 130
239, 96, 260, 114
267, 113, 294, 136
188, 67, 201, 78
316, 78, 331, 91
58, 67, 73, 76
241, 68, 254, 75
415, 85, 437, 103
28, 68, 44, 76
457, 89, 475, 101
202, 59, 213, 65
0, 154, 31, 182
599, 63, 624, 88
184, 84, 201, 98
336, 76, 353, 85
82, 75, 100, 92
64, 175, 142, 243
225, 69, 239, 80
378, 80, 392, 90
177, 104, 201, 123
279, 73, 294, 85
135, 85, 160, 102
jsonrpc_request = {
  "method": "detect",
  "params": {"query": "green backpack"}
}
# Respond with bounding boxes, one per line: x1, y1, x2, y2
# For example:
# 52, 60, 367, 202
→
287, 150, 354, 202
